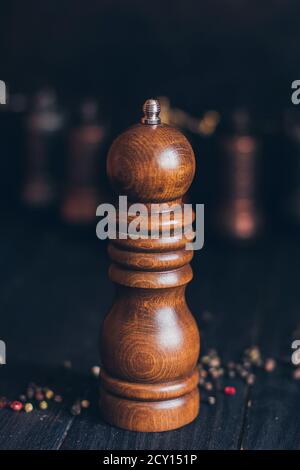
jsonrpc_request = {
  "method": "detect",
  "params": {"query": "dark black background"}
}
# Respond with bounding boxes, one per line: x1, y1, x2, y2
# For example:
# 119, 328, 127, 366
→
1, 0, 299, 112
0, 0, 300, 221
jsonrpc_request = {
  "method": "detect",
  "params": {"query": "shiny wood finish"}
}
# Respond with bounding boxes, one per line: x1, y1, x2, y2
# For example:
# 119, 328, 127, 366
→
107, 123, 195, 202
216, 110, 263, 240
99, 100, 200, 432
61, 100, 106, 224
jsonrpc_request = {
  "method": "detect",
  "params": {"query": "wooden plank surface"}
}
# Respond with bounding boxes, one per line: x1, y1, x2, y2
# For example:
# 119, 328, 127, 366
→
0, 218, 299, 449
241, 241, 300, 450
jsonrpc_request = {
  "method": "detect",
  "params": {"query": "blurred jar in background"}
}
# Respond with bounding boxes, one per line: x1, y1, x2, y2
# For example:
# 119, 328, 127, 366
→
215, 109, 264, 241
22, 89, 65, 208
61, 99, 107, 225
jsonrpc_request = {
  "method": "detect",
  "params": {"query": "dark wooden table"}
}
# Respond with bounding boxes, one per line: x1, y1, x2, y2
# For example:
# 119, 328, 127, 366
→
0, 213, 299, 450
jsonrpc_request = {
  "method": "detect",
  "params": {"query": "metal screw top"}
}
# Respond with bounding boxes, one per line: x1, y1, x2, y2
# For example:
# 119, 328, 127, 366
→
141, 99, 161, 125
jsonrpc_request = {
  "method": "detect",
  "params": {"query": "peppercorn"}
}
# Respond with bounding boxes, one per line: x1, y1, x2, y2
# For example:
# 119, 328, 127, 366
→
208, 396, 216, 405
201, 355, 210, 365
45, 389, 54, 400
70, 401, 81, 416
198, 377, 205, 386
54, 395, 63, 403
81, 400, 90, 409
205, 382, 213, 391
245, 346, 262, 366
246, 374, 256, 385
199, 367, 207, 379
25, 403, 33, 413
264, 358, 276, 373
224, 386, 236, 396
210, 357, 221, 368
10, 401, 23, 411
35, 391, 44, 401
91, 366, 101, 378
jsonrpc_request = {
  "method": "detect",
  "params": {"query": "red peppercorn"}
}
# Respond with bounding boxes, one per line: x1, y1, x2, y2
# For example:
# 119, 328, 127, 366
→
35, 391, 44, 401
224, 386, 236, 396
10, 400, 23, 411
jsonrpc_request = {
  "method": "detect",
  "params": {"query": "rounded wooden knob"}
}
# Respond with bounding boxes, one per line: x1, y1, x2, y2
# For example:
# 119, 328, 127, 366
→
107, 99, 195, 202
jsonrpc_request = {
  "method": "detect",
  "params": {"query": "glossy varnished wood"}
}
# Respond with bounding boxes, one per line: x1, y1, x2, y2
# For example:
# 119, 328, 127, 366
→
107, 123, 195, 203
99, 101, 200, 431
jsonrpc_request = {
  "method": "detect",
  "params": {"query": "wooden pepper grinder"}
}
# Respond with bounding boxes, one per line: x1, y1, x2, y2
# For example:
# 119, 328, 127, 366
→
22, 89, 65, 208
99, 99, 200, 432
61, 99, 106, 225
215, 109, 263, 240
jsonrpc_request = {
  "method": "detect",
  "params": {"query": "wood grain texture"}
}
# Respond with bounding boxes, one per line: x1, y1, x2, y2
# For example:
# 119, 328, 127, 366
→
100, 104, 200, 431
0, 217, 299, 448
107, 123, 195, 203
